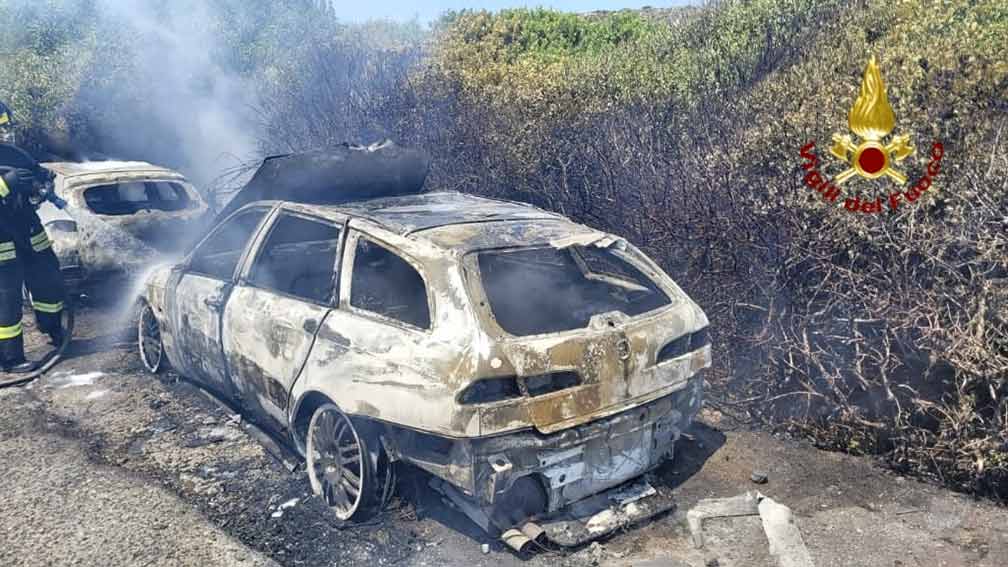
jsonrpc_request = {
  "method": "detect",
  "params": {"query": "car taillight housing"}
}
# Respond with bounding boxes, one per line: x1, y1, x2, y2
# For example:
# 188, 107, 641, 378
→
458, 377, 521, 405
690, 326, 711, 350
45, 220, 78, 233
656, 326, 710, 364
524, 371, 581, 397
458, 371, 583, 405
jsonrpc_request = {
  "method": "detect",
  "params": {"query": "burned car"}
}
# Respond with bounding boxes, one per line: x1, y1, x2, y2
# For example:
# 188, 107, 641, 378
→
37, 160, 209, 289
135, 146, 710, 548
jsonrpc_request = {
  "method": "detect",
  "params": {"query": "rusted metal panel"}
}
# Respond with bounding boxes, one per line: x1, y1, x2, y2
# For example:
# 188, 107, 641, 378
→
289, 222, 486, 437
469, 383, 697, 508
285, 218, 710, 437
223, 286, 329, 428
168, 273, 234, 398
144, 265, 186, 371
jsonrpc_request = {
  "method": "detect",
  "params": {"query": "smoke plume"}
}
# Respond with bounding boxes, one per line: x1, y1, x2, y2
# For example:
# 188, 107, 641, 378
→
81, 0, 260, 188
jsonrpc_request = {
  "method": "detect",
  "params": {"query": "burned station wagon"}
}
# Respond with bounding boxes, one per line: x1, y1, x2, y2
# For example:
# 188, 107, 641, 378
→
136, 146, 710, 549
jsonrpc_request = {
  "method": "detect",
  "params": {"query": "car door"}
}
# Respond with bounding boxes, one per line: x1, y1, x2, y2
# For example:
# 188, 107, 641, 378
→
313, 229, 438, 406
170, 206, 272, 401
222, 210, 343, 432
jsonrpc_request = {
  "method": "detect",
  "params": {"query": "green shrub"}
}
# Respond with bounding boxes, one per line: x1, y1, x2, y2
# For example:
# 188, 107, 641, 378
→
419, 0, 1008, 499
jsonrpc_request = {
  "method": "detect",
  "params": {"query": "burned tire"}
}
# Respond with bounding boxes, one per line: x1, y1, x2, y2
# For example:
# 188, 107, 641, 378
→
138, 302, 165, 374
306, 403, 378, 521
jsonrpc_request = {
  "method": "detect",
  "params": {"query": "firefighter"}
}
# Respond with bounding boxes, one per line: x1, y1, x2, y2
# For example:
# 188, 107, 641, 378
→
0, 104, 66, 373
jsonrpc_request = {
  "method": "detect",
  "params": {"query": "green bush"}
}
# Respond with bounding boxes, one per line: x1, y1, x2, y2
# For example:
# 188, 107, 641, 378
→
419, 0, 1008, 499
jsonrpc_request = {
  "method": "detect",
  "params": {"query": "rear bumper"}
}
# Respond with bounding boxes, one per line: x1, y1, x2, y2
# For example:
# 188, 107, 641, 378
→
50, 234, 153, 287
388, 374, 703, 530
473, 375, 702, 512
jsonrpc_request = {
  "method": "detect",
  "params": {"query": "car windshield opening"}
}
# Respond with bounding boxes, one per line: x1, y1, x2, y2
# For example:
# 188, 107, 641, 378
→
477, 245, 671, 336
84, 181, 192, 215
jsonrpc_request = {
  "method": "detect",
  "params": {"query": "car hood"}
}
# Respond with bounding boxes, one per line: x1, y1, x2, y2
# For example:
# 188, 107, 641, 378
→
213, 141, 431, 224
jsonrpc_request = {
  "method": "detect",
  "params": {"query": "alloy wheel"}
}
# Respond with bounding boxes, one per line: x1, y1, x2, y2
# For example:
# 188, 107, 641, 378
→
138, 303, 164, 373
307, 404, 371, 521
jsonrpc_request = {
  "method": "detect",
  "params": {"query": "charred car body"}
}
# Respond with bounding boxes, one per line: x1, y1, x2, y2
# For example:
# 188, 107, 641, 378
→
37, 160, 208, 290
136, 144, 710, 547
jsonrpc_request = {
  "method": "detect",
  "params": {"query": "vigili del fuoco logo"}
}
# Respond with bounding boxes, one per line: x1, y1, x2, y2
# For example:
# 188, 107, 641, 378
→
799, 56, 944, 214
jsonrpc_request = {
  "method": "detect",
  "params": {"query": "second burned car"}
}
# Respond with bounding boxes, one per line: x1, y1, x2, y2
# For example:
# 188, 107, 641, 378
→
136, 188, 710, 547
37, 160, 209, 290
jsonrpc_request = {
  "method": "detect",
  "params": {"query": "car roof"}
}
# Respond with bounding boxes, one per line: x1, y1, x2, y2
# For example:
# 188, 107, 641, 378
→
277, 192, 604, 252
334, 192, 561, 234
41, 160, 186, 179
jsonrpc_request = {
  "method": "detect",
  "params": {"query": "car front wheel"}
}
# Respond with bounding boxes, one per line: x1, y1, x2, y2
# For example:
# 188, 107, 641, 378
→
306, 403, 377, 521
138, 302, 165, 374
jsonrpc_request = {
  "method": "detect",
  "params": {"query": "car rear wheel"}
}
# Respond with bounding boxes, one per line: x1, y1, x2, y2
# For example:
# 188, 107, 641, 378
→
138, 302, 165, 374
306, 403, 376, 521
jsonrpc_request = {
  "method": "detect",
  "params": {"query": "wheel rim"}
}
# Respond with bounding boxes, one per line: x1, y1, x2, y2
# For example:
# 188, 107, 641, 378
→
308, 407, 365, 520
138, 305, 163, 373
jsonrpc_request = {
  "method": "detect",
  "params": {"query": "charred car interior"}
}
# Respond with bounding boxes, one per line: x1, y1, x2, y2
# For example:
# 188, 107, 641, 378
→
135, 145, 712, 549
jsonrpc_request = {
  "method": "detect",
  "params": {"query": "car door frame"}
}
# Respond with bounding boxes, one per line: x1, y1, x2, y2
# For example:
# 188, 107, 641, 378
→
338, 226, 437, 334
234, 205, 348, 311
224, 205, 348, 431
168, 203, 279, 402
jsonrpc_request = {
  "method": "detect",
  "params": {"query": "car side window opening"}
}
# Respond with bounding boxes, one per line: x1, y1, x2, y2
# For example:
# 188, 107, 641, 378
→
350, 238, 431, 330
247, 214, 342, 304
477, 245, 672, 336
188, 209, 268, 280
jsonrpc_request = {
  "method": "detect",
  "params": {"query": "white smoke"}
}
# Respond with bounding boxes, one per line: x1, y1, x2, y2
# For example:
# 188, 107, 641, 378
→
88, 0, 261, 188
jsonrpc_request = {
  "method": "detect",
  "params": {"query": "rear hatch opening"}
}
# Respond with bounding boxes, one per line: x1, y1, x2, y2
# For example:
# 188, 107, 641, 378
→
474, 242, 674, 337
462, 240, 710, 435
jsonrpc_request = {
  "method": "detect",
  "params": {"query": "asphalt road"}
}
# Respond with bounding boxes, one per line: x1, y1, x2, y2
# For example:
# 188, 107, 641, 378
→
0, 301, 1005, 567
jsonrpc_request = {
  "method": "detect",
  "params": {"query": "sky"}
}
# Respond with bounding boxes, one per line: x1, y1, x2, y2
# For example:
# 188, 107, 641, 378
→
333, 1, 695, 23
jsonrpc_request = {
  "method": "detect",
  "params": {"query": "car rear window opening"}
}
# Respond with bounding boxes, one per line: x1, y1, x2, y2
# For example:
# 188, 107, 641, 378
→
477, 245, 671, 336
84, 181, 192, 215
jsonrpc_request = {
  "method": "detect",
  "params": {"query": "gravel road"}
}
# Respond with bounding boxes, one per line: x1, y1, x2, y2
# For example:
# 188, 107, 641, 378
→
0, 301, 1005, 567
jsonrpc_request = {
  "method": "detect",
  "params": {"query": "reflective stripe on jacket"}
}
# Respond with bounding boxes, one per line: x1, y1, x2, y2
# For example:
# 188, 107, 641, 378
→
29, 230, 51, 252
0, 321, 22, 340
33, 300, 63, 314
0, 241, 14, 263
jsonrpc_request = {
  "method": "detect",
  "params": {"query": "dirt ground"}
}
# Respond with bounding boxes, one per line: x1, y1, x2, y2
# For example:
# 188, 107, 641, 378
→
0, 300, 1006, 567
